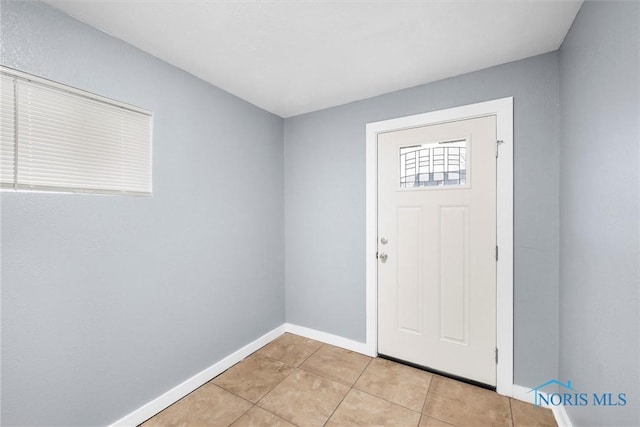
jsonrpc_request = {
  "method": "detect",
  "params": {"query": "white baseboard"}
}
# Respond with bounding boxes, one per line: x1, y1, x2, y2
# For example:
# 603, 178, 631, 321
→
108, 322, 370, 426
108, 323, 370, 426
109, 324, 286, 427
108, 324, 574, 427
512, 384, 573, 427
284, 323, 374, 357
512, 384, 537, 405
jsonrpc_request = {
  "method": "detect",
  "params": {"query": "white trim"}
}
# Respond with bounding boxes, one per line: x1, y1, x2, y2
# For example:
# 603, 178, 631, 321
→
284, 323, 373, 356
511, 383, 538, 405
365, 97, 514, 394
512, 384, 573, 427
110, 322, 560, 427
109, 325, 286, 427
552, 405, 574, 427
108, 323, 371, 426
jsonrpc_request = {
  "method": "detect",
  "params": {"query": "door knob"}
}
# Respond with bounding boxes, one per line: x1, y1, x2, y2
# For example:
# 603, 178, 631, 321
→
380, 237, 388, 244
379, 252, 388, 262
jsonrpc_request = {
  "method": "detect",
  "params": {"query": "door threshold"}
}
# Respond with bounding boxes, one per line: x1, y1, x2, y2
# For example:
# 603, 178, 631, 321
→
378, 353, 496, 392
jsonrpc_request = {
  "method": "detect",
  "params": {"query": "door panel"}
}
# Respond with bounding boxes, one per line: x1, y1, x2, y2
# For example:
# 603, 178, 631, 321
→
439, 205, 468, 344
377, 115, 497, 386
397, 206, 422, 334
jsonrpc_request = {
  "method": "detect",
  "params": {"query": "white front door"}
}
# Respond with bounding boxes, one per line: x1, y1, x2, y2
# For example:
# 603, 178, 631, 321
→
377, 115, 497, 386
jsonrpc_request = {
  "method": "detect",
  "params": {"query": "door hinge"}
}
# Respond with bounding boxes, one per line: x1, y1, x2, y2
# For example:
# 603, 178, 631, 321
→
496, 245, 499, 261
376, 251, 379, 259
496, 140, 504, 158
495, 348, 499, 364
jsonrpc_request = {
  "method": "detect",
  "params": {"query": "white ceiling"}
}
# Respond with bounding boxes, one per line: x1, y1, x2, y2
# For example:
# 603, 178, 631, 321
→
44, 0, 582, 118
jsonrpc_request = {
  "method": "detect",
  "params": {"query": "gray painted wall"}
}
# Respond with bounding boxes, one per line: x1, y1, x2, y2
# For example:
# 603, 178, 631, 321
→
559, 2, 639, 426
7, 1, 638, 425
0, 1, 284, 425
284, 53, 561, 388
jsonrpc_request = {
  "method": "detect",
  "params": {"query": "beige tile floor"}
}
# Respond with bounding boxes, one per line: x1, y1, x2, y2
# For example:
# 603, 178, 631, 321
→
141, 333, 557, 427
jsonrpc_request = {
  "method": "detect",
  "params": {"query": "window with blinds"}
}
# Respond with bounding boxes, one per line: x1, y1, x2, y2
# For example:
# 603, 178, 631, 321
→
0, 67, 152, 196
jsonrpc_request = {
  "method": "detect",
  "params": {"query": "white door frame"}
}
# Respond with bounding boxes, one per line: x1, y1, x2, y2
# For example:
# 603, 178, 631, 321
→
365, 97, 514, 396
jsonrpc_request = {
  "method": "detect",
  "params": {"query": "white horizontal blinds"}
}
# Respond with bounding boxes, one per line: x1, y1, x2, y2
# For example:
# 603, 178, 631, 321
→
0, 75, 16, 188
15, 80, 151, 195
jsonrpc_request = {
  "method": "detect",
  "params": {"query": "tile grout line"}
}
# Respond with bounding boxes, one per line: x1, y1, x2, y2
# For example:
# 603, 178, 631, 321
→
254, 402, 301, 427
251, 337, 325, 426
150, 333, 545, 427
246, 352, 302, 425
221, 335, 313, 426
347, 358, 435, 416
254, 353, 299, 406
299, 341, 326, 366
253, 358, 299, 407
140, 380, 243, 426
212, 350, 295, 412
419, 412, 456, 427
417, 375, 435, 427
212, 384, 255, 427
225, 402, 254, 427
509, 396, 515, 427
321, 357, 374, 427
351, 385, 425, 415
254, 365, 298, 408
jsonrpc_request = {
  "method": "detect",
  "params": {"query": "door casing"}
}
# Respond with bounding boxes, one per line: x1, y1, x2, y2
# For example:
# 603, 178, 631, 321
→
365, 97, 513, 396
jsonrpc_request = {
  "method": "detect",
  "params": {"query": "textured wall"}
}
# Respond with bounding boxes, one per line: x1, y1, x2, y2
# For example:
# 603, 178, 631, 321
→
559, 2, 640, 425
0, 1, 284, 425
284, 52, 561, 388
9, 1, 637, 426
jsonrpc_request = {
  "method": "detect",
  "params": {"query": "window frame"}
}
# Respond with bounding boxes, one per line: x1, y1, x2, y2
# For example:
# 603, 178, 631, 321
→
0, 66, 153, 196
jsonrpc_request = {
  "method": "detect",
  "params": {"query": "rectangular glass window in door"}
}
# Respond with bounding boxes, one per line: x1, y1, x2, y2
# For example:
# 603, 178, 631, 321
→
399, 138, 467, 188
